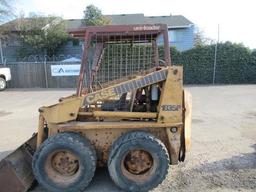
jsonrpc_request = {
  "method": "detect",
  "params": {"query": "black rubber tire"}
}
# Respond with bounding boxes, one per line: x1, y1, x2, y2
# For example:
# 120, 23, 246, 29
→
108, 131, 170, 192
32, 132, 97, 192
0, 77, 6, 91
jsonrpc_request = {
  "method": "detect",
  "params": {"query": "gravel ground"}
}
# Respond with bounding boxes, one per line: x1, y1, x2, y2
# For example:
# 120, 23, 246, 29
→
0, 85, 255, 192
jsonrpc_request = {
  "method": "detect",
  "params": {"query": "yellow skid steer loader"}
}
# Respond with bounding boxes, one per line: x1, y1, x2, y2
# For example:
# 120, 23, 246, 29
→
0, 24, 192, 192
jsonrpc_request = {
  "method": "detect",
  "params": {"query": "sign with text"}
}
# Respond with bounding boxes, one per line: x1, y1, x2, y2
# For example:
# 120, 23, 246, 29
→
51, 65, 81, 76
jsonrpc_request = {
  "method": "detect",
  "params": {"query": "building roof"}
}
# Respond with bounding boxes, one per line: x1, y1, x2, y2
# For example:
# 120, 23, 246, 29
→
66, 14, 193, 30
106, 14, 193, 28
0, 14, 193, 32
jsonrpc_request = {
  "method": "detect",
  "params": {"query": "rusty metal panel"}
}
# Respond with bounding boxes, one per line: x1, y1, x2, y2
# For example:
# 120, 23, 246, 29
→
69, 24, 170, 95
69, 24, 167, 38
0, 160, 26, 192
60, 128, 169, 166
0, 135, 37, 192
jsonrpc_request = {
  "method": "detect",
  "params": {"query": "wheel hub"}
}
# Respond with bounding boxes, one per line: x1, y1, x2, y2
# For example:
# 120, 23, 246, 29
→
124, 150, 153, 175
51, 151, 79, 176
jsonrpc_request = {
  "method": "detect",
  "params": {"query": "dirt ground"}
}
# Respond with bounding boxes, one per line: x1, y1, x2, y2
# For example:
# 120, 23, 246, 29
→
0, 85, 255, 192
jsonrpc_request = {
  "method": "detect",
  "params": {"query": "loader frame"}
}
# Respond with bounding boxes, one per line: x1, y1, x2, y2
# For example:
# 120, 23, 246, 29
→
37, 24, 191, 165
39, 66, 187, 165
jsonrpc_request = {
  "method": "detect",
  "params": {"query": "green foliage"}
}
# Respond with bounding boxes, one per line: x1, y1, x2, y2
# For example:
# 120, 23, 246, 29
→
170, 42, 255, 84
245, 49, 256, 83
0, 0, 14, 23
20, 15, 68, 56
170, 46, 181, 63
83, 4, 111, 26
98, 42, 255, 84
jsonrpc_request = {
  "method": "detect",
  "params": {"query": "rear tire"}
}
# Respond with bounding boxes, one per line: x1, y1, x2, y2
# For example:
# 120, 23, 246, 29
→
108, 131, 170, 192
0, 77, 6, 91
32, 132, 96, 192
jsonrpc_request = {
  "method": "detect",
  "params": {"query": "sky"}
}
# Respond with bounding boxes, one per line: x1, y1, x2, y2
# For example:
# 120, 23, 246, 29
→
15, 0, 256, 49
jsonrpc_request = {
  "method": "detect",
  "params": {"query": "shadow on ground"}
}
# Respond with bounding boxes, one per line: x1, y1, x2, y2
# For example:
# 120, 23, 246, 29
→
0, 150, 122, 192
30, 168, 123, 192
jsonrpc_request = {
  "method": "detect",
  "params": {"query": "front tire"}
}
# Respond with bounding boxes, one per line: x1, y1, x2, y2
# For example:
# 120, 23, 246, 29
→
32, 132, 97, 192
108, 131, 170, 192
0, 77, 6, 91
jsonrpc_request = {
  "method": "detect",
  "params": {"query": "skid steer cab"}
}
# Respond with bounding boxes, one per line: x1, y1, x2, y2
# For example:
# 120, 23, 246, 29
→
0, 24, 192, 192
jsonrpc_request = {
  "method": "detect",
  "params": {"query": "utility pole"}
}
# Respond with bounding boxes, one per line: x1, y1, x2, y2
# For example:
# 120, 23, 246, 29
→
213, 24, 220, 84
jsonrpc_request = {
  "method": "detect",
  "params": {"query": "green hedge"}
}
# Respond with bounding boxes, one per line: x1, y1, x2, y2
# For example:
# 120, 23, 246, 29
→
170, 42, 256, 84
99, 42, 256, 84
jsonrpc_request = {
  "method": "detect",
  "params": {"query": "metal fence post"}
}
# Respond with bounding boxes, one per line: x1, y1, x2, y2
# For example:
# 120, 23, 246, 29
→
213, 24, 220, 84
44, 57, 49, 88
213, 43, 218, 84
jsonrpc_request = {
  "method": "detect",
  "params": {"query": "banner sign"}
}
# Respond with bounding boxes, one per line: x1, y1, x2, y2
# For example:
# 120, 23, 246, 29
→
51, 65, 81, 76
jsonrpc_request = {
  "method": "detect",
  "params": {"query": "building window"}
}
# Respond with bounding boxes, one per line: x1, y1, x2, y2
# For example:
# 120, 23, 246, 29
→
168, 31, 177, 42
168, 30, 184, 43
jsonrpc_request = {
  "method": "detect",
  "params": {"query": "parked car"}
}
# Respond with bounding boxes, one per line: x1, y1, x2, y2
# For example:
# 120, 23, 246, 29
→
0, 67, 11, 91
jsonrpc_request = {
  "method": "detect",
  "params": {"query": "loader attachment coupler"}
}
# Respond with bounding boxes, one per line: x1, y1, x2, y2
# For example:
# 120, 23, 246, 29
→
0, 134, 37, 192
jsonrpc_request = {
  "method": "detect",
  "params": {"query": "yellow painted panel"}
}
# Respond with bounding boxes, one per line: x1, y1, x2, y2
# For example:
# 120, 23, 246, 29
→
157, 66, 183, 124
41, 97, 83, 124
184, 90, 192, 151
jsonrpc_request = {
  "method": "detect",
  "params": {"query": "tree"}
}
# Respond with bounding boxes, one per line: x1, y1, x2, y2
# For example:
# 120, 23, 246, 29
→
194, 28, 214, 47
0, 0, 14, 23
19, 15, 68, 56
83, 5, 111, 26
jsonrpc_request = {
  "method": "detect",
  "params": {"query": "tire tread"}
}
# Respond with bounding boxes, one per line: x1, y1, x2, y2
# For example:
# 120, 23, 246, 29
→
108, 131, 170, 192
33, 132, 96, 192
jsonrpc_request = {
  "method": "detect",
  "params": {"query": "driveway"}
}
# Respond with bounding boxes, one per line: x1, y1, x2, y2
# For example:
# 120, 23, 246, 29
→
0, 85, 255, 192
